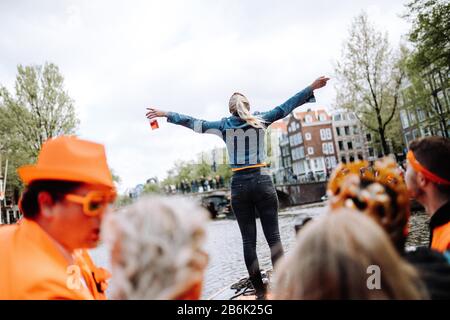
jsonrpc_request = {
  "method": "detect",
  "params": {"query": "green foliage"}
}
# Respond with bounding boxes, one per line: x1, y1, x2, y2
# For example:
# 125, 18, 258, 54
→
0, 62, 79, 197
142, 182, 161, 194
161, 151, 231, 189
334, 12, 405, 155
114, 194, 133, 208
404, 0, 450, 70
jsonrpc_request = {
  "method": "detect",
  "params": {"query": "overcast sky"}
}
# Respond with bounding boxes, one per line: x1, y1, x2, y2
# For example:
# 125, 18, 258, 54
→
0, 0, 411, 192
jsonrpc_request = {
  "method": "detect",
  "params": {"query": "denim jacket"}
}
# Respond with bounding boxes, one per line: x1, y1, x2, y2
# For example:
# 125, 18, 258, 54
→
167, 86, 316, 169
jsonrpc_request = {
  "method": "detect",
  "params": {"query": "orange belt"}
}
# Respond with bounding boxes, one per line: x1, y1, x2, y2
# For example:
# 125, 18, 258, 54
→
231, 163, 267, 172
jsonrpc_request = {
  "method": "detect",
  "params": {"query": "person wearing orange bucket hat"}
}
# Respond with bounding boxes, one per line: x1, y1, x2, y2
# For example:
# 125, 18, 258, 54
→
0, 136, 116, 300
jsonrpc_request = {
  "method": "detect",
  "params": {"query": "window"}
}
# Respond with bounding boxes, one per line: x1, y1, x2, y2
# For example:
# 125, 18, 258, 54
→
336, 127, 342, 136
319, 113, 327, 121
305, 115, 313, 123
308, 147, 314, 155
344, 126, 350, 135
333, 114, 342, 121
299, 146, 305, 158
338, 141, 344, 151
305, 132, 312, 140
296, 122, 300, 130
315, 159, 323, 170
322, 143, 328, 154
320, 129, 326, 141
349, 155, 355, 162
421, 127, 431, 137
292, 148, 297, 161
299, 161, 305, 174
368, 147, 374, 157
341, 156, 347, 163
358, 153, 363, 160
353, 126, 359, 135
326, 128, 332, 140
412, 129, 420, 140
347, 141, 353, 150
400, 110, 409, 129
289, 122, 296, 132
366, 133, 372, 142
349, 113, 356, 120
409, 110, 417, 125
320, 128, 332, 141
417, 108, 426, 122
289, 136, 295, 147
330, 156, 337, 168
404, 132, 412, 145
327, 142, 334, 154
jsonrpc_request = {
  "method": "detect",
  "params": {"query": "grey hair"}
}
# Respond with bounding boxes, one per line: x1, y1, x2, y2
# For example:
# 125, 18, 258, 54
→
102, 196, 209, 299
229, 92, 266, 129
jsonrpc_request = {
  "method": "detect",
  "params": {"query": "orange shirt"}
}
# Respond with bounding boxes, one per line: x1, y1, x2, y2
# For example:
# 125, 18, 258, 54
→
430, 201, 450, 253
0, 219, 108, 300
431, 221, 450, 253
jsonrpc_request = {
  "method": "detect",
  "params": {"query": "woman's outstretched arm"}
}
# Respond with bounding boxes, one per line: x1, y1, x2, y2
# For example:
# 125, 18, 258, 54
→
260, 76, 330, 124
146, 108, 224, 134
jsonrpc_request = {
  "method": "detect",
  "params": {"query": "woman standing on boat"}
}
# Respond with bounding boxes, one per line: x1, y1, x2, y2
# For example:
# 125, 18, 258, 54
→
146, 76, 329, 299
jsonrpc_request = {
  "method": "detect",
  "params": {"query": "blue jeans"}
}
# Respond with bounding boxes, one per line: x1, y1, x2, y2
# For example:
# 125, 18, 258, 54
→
230, 168, 284, 294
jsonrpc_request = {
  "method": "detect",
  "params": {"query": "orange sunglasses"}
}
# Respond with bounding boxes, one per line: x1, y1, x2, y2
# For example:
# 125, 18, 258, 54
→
65, 191, 116, 216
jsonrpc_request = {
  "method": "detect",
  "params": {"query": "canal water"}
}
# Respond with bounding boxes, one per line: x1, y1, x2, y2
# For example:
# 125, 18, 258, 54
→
90, 203, 430, 299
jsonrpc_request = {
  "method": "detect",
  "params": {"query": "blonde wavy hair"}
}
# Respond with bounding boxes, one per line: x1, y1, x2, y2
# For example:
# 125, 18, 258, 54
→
102, 196, 209, 300
274, 210, 428, 300
229, 92, 266, 129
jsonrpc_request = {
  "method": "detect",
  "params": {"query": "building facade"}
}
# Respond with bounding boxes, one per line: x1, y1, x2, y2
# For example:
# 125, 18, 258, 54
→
266, 120, 288, 184
399, 68, 450, 147
286, 109, 338, 182
331, 111, 375, 162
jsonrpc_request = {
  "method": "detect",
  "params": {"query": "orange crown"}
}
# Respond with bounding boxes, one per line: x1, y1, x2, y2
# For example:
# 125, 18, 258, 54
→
327, 157, 410, 246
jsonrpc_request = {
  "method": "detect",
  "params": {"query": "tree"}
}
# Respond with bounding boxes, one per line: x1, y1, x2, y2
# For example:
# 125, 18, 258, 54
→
404, 0, 450, 71
402, 0, 449, 138
0, 63, 79, 195
334, 12, 405, 155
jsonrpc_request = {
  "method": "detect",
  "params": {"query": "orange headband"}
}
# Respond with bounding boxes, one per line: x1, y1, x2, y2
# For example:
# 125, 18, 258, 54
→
407, 150, 450, 185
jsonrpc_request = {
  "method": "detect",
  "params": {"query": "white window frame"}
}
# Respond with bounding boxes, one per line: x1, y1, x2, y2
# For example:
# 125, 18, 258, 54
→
305, 132, 312, 141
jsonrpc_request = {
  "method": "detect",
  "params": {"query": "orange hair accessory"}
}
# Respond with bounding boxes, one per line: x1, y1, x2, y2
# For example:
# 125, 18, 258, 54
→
407, 150, 450, 185
327, 157, 410, 246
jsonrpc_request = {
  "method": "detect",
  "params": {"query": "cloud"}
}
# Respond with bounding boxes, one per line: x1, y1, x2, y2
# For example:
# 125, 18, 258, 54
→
0, 0, 411, 191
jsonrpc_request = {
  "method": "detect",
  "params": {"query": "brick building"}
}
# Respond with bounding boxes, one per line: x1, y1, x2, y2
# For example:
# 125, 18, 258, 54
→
286, 109, 337, 181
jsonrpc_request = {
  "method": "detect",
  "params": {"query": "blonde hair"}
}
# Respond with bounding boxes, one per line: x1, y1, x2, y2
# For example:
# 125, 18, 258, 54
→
102, 196, 209, 300
274, 210, 428, 300
229, 92, 266, 129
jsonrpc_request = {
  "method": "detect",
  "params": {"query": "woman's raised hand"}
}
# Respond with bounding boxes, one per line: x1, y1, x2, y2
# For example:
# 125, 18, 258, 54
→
311, 76, 330, 90
146, 107, 167, 119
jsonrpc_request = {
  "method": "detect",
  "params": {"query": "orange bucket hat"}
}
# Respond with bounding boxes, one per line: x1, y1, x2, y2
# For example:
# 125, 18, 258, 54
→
18, 136, 116, 190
